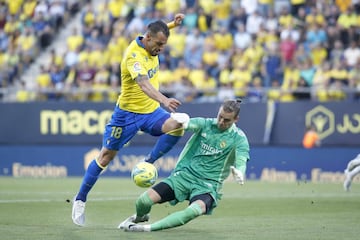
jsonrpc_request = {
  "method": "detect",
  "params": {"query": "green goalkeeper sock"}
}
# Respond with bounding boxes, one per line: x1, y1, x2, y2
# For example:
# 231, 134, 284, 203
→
135, 192, 154, 218
150, 203, 203, 231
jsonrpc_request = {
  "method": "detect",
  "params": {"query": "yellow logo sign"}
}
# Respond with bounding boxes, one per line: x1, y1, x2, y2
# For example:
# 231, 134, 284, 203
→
305, 105, 334, 140
306, 105, 360, 140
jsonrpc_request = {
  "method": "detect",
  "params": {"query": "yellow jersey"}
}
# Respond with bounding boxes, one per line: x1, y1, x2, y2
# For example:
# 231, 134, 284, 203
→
117, 36, 160, 113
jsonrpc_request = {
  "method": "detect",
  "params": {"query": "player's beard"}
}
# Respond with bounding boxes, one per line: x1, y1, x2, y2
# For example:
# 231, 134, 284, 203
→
151, 49, 160, 56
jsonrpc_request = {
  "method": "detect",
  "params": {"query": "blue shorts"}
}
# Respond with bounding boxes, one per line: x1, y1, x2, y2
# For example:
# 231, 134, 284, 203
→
103, 106, 170, 150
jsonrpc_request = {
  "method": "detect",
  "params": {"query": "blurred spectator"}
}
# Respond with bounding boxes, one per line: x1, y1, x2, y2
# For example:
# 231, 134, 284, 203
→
7, 0, 22, 16
16, 80, 33, 102
4, 46, 20, 85
293, 77, 311, 100
305, 24, 328, 49
201, 33, 220, 79
158, 64, 173, 88
67, 27, 84, 52
241, 0, 258, 15
336, 0, 352, 13
246, 10, 264, 35
264, 8, 279, 32
312, 61, 331, 101
49, 0, 66, 31
188, 62, 206, 90
0, 11, 6, 30
228, 7, 247, 36
81, 2, 96, 39
290, 0, 306, 17
278, 6, 294, 29
305, 6, 325, 27
167, 26, 186, 70
328, 40, 344, 63
196, 7, 212, 34
267, 79, 282, 101
182, 7, 197, 31
212, 0, 231, 29
280, 23, 301, 42
49, 64, 66, 99
184, 27, 204, 53
108, 0, 126, 22
243, 40, 264, 74
34, 0, 49, 18
280, 34, 297, 64
89, 65, 110, 102
309, 42, 327, 67
214, 26, 233, 51
231, 62, 252, 99
343, 40, 360, 69
281, 61, 301, 101
64, 46, 80, 68
328, 79, 347, 100
170, 76, 197, 102
3, 14, 21, 36
98, 23, 112, 46
336, 7, 357, 47
76, 61, 95, 87
35, 64, 52, 100
17, 26, 37, 68
246, 76, 266, 103
324, 4, 340, 27
261, 43, 282, 87
196, 71, 217, 103
217, 82, 235, 102
329, 60, 349, 86
233, 23, 252, 50
23, 0, 38, 20
33, 12, 54, 49
218, 62, 231, 86
0, 29, 8, 51
293, 43, 310, 65
126, 12, 145, 35
258, 0, 274, 18
172, 59, 190, 83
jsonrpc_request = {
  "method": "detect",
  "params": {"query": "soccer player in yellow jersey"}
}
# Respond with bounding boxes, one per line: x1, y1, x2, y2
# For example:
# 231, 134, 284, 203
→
72, 13, 188, 227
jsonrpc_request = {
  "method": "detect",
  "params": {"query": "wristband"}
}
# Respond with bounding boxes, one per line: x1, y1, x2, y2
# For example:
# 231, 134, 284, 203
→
167, 21, 176, 29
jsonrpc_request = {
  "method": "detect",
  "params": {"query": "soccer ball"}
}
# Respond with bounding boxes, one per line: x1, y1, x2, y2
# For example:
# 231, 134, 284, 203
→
131, 162, 158, 188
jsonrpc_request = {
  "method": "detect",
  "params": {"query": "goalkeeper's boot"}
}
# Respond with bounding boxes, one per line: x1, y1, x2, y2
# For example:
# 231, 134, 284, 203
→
118, 214, 149, 229
72, 197, 86, 226
123, 222, 149, 232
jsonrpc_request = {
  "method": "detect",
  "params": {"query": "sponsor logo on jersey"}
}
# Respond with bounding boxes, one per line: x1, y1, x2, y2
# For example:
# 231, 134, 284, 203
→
133, 62, 141, 72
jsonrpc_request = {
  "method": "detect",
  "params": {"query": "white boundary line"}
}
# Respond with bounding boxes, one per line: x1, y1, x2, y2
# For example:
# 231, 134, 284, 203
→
0, 196, 137, 203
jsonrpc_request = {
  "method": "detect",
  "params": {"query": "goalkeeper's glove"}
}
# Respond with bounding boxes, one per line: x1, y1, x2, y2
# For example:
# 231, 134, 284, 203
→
230, 166, 244, 185
171, 112, 190, 128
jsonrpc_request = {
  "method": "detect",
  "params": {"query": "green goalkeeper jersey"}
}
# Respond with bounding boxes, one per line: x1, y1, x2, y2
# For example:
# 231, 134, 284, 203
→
174, 117, 250, 185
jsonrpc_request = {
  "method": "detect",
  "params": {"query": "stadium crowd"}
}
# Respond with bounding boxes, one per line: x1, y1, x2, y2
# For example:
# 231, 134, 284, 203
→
0, 0, 88, 99
2, 0, 360, 103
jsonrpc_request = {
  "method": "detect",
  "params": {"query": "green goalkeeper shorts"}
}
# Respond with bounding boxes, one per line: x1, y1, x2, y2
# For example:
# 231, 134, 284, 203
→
162, 170, 220, 214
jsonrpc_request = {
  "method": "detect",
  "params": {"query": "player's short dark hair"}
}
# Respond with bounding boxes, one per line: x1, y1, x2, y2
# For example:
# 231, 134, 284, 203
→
147, 20, 170, 37
222, 99, 242, 116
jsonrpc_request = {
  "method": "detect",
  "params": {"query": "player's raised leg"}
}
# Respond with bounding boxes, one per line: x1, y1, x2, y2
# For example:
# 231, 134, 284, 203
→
144, 112, 189, 163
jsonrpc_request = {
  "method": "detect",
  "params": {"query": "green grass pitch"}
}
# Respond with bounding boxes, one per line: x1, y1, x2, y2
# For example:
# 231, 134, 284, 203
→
0, 177, 359, 240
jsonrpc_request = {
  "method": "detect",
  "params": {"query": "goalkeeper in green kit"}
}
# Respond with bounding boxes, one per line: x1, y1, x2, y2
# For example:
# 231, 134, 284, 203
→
119, 99, 250, 232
